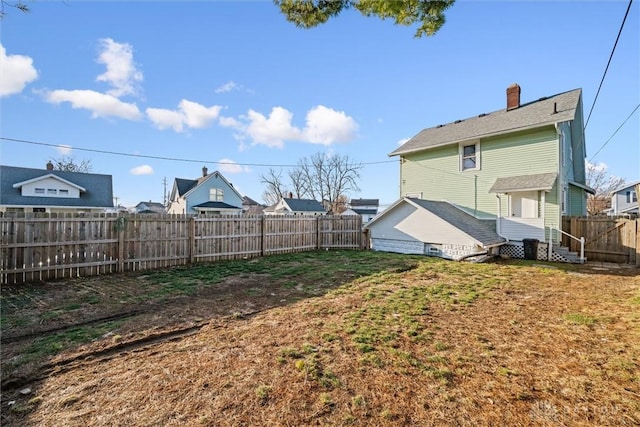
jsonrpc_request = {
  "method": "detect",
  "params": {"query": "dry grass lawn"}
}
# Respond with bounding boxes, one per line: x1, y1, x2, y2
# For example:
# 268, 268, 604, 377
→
2, 252, 639, 426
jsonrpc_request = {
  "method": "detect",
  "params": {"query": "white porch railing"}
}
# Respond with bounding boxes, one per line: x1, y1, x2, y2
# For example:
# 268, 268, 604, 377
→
548, 227, 585, 263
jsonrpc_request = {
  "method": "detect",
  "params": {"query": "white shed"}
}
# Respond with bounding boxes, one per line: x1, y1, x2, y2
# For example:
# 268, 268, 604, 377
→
364, 198, 506, 260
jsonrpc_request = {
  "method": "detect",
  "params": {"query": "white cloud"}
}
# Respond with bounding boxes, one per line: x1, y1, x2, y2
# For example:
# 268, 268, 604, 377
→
96, 38, 143, 98
219, 115, 242, 129
301, 105, 358, 145
146, 107, 184, 131
46, 89, 142, 120
146, 99, 222, 132
0, 44, 38, 97
245, 107, 302, 148
215, 81, 238, 93
130, 165, 154, 175
180, 99, 222, 128
217, 158, 250, 174
397, 137, 410, 146
586, 161, 608, 173
57, 144, 73, 155
239, 105, 358, 148
214, 80, 253, 94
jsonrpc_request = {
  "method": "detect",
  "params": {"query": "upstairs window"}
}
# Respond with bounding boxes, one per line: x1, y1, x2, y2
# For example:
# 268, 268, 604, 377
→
47, 189, 57, 195
59, 189, 69, 196
627, 191, 638, 203
34, 188, 45, 194
460, 141, 480, 171
209, 188, 224, 201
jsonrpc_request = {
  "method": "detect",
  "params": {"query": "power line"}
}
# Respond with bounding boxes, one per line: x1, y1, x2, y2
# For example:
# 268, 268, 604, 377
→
584, 0, 634, 130
0, 137, 397, 168
588, 103, 640, 162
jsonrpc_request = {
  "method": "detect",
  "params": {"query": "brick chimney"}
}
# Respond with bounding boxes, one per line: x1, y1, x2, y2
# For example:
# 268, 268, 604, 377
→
506, 83, 521, 111
46, 161, 54, 171
202, 166, 208, 177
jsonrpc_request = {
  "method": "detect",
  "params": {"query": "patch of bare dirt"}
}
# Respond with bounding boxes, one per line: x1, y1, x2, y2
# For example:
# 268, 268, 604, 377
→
1, 258, 639, 426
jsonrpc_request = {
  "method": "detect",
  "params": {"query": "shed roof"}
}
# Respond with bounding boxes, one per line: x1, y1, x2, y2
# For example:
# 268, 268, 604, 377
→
409, 199, 506, 247
390, 88, 582, 157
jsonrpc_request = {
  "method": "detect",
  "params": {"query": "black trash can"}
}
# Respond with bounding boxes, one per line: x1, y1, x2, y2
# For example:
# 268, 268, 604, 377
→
522, 239, 539, 260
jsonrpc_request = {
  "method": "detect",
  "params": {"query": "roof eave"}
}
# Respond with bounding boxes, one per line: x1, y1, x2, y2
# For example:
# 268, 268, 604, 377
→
389, 120, 566, 157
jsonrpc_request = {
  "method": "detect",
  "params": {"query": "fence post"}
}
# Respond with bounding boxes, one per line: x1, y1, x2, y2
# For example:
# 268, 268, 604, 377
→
261, 216, 266, 257
316, 217, 321, 250
118, 216, 125, 273
636, 219, 640, 267
189, 217, 196, 264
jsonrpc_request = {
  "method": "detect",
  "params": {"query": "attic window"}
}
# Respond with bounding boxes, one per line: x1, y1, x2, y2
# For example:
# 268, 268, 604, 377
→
209, 188, 224, 201
460, 141, 480, 171
34, 188, 45, 194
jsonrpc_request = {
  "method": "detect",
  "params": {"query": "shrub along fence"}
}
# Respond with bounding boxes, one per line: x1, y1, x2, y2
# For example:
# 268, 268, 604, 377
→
0, 213, 364, 284
561, 216, 639, 265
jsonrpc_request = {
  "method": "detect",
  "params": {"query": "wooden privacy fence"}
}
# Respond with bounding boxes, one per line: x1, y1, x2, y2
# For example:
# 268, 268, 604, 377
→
561, 216, 639, 265
0, 214, 364, 284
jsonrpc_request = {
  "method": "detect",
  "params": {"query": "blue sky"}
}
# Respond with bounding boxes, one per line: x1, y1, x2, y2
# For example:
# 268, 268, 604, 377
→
1, 0, 638, 209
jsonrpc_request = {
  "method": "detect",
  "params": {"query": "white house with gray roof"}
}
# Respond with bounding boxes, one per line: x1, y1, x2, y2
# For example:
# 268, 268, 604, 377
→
264, 197, 326, 216
0, 163, 114, 214
372, 84, 595, 262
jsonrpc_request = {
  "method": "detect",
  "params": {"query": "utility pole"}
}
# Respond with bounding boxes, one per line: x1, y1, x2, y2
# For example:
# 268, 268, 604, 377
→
162, 177, 168, 206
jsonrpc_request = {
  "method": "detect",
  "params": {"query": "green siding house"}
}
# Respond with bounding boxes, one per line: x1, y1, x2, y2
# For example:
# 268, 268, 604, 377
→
372, 84, 594, 262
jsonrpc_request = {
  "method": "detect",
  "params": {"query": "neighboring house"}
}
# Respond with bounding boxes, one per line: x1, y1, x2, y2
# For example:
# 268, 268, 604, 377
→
349, 198, 379, 223
0, 162, 114, 214
607, 181, 639, 216
263, 198, 326, 216
167, 167, 243, 215
371, 84, 595, 262
242, 195, 266, 215
134, 201, 166, 214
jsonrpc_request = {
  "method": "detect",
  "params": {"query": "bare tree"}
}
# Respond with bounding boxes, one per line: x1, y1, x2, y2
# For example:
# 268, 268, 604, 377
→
51, 156, 93, 173
260, 152, 362, 210
297, 152, 362, 212
288, 168, 310, 199
1, 0, 29, 18
259, 168, 288, 205
586, 162, 626, 216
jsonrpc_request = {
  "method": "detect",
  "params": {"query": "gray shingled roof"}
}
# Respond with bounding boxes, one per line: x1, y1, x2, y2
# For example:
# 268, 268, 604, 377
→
489, 173, 557, 193
175, 178, 198, 196
351, 198, 379, 207
352, 208, 378, 215
284, 198, 326, 212
192, 201, 242, 210
0, 165, 113, 208
390, 88, 582, 156
410, 199, 506, 247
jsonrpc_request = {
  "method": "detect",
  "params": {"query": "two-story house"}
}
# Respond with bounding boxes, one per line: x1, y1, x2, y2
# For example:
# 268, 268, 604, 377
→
607, 181, 639, 217
167, 167, 243, 215
0, 162, 114, 214
366, 84, 594, 262
347, 198, 379, 223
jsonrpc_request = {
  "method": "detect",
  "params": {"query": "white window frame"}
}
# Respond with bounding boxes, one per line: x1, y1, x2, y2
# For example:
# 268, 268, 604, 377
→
459, 141, 480, 172
209, 188, 224, 202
